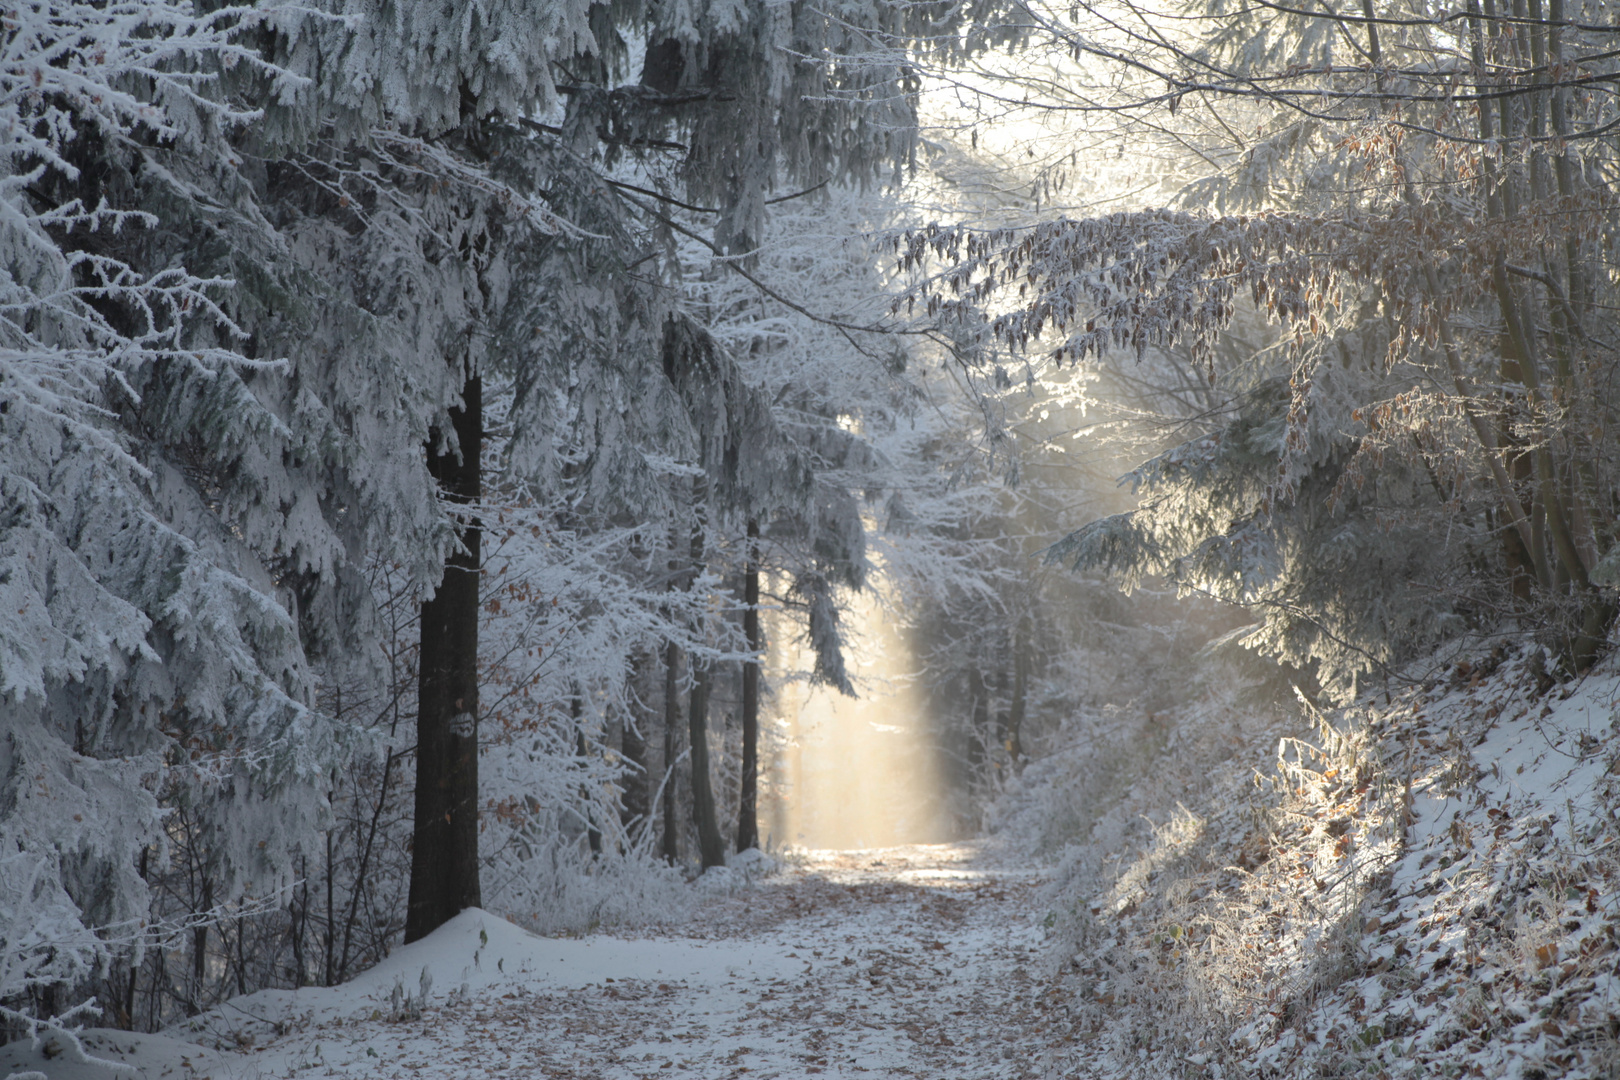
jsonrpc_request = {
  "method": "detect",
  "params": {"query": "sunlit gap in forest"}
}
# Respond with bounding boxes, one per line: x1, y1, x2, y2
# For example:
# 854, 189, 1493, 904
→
762, 567, 950, 849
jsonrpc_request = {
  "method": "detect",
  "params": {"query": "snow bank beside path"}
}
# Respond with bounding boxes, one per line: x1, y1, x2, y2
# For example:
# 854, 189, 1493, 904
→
169, 908, 800, 1073
1, 1028, 226, 1080
1, 909, 797, 1080
1025, 643, 1620, 1079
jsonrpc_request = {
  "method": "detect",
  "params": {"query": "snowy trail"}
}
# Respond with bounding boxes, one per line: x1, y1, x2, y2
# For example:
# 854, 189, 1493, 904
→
6, 843, 1065, 1080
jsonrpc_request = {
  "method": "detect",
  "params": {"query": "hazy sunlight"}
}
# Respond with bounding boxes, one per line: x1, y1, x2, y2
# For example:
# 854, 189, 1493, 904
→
763, 576, 952, 850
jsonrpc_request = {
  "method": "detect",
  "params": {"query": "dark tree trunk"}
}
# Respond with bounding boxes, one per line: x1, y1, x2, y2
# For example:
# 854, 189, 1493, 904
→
573, 694, 602, 857
736, 519, 761, 853
684, 489, 727, 869
993, 668, 1010, 754
291, 854, 308, 988
192, 878, 212, 1010
406, 374, 483, 944
620, 648, 652, 835
122, 845, 150, 1025
687, 656, 727, 869
661, 637, 682, 865
323, 832, 334, 983
966, 667, 989, 774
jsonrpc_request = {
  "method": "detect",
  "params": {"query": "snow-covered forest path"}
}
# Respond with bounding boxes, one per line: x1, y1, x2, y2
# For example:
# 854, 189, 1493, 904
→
666, 843, 1063, 1079
15, 844, 1067, 1080
547, 842, 1061, 1080
267, 842, 1061, 1080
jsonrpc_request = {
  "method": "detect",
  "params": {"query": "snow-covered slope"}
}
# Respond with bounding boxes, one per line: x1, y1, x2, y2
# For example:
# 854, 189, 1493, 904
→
0, 1028, 228, 1080
1027, 644, 1620, 1078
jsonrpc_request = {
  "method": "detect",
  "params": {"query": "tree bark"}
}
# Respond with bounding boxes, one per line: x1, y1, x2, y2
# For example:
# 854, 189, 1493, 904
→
620, 648, 652, 836
685, 488, 727, 869
687, 655, 728, 869
661, 636, 682, 865
573, 694, 602, 857
406, 374, 483, 944
966, 667, 989, 774
736, 519, 761, 853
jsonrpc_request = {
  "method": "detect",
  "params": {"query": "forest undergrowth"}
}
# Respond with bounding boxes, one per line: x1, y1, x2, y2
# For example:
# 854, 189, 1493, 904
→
1002, 644, 1620, 1079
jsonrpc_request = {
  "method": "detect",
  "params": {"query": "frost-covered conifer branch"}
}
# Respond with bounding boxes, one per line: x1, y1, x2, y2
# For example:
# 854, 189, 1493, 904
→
367, 131, 570, 238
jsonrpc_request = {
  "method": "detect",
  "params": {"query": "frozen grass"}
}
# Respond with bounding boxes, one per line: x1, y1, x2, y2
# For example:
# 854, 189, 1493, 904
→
485, 838, 698, 936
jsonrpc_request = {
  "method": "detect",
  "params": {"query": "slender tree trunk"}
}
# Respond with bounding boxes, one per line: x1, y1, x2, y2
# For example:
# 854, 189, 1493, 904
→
123, 845, 149, 1026
1491, 259, 1589, 591
406, 374, 483, 944
192, 879, 211, 1011
322, 830, 334, 985
122, 957, 139, 1029
234, 915, 248, 997
620, 648, 652, 836
573, 694, 602, 857
292, 854, 307, 989
966, 668, 989, 775
685, 484, 727, 869
993, 668, 1011, 756
736, 519, 761, 853
661, 636, 682, 865
687, 657, 727, 868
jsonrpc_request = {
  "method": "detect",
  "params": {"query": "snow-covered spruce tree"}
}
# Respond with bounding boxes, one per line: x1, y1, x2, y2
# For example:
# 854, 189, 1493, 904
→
219, 0, 628, 942
0, 0, 377, 1037
897, 0, 1620, 697
2, 0, 604, 1021
257, 51, 575, 948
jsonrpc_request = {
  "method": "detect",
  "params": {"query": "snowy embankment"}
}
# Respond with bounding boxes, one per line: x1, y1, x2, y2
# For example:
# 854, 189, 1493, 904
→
2, 847, 1059, 1080
1028, 644, 1620, 1079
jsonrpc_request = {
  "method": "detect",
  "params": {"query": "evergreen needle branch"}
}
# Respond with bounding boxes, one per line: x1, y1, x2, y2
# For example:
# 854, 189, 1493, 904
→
1183, 581, 1421, 688
516, 116, 688, 153
604, 178, 721, 214
601, 177, 834, 215
555, 85, 738, 106
614, 191, 931, 347
766, 179, 832, 205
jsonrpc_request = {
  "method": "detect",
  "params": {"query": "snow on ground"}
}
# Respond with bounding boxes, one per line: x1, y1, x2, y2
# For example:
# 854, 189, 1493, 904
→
13, 644, 1615, 1080
1035, 644, 1620, 1079
3, 843, 1062, 1080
